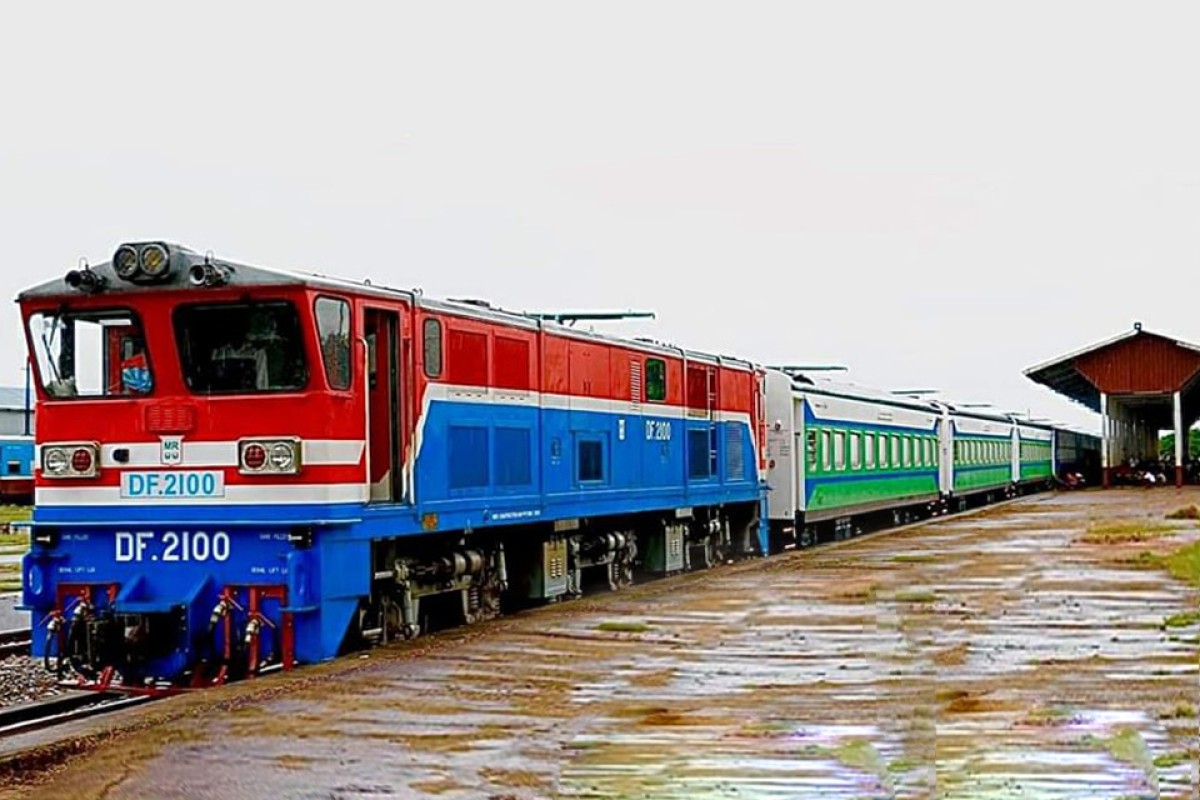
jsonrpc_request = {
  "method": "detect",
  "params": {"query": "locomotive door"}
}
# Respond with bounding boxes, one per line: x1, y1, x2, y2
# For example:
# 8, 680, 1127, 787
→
365, 308, 403, 503
685, 361, 719, 482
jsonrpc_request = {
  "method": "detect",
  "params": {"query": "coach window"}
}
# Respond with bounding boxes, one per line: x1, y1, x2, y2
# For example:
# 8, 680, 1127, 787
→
902, 436, 911, 467
645, 358, 667, 402
864, 433, 875, 469
314, 297, 351, 390
806, 430, 818, 470
849, 432, 861, 470
834, 431, 846, 471
821, 430, 831, 471
879, 435, 888, 468
891, 435, 899, 468
423, 319, 443, 379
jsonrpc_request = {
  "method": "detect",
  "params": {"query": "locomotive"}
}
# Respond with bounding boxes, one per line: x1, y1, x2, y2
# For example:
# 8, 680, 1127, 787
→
18, 242, 1095, 692
20, 242, 766, 690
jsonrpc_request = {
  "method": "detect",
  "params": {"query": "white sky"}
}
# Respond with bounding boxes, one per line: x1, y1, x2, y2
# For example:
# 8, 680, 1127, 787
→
2, 2, 1197, 431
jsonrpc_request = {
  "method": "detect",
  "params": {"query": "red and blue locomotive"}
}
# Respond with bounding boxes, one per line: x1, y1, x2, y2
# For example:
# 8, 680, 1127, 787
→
20, 242, 767, 689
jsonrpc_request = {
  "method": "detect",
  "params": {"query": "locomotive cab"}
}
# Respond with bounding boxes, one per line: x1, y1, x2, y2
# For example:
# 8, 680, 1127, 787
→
20, 243, 365, 690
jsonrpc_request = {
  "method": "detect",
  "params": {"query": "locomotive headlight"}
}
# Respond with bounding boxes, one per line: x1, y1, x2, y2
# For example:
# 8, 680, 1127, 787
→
139, 243, 170, 278
43, 447, 69, 475
269, 443, 295, 472
114, 246, 140, 280
239, 438, 301, 475
41, 443, 99, 478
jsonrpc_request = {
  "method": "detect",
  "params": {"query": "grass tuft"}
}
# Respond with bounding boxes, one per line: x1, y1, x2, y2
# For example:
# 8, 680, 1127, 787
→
1081, 519, 1177, 545
1161, 541, 1200, 586
1165, 505, 1200, 520
1152, 750, 1194, 769
891, 553, 938, 564
894, 590, 938, 604
0, 506, 31, 525
595, 620, 651, 634
1159, 701, 1197, 719
1162, 610, 1200, 629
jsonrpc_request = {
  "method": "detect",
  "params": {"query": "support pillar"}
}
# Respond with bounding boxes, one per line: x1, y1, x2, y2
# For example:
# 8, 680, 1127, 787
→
1100, 392, 1111, 488
1174, 390, 1184, 488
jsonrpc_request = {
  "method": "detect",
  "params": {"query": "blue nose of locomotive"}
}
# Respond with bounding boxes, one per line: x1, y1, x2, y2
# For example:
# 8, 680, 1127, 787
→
21, 521, 330, 688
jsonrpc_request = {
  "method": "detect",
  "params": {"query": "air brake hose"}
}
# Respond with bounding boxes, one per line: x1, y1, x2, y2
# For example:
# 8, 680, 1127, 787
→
65, 615, 98, 682
43, 630, 64, 676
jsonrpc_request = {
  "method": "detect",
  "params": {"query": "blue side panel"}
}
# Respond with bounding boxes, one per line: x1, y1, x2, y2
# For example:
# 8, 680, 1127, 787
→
415, 400, 761, 529
25, 399, 763, 681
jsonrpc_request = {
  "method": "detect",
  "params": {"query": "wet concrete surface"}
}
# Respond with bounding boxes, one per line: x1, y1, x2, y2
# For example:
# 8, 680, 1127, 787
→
3, 489, 1198, 799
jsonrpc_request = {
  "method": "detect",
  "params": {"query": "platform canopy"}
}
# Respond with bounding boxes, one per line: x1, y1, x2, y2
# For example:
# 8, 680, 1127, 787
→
1025, 324, 1200, 487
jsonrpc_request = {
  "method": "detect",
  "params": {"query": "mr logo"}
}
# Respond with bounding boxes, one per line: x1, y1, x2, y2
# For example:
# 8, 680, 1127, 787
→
160, 436, 183, 466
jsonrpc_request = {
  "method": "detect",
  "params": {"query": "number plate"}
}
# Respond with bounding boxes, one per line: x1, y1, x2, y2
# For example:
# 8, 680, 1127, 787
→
120, 470, 225, 499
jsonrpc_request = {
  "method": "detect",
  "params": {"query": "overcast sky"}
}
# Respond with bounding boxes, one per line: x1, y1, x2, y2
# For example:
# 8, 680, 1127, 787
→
2, 2, 1196, 431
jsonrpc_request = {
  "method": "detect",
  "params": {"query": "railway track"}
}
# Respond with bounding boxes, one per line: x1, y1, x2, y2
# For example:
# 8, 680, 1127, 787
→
0, 629, 30, 659
0, 691, 154, 738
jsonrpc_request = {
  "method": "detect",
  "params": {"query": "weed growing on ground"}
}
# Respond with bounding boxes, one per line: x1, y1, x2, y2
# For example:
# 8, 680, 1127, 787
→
893, 590, 938, 604
1152, 750, 1194, 769
1162, 610, 1200, 629
1165, 505, 1200, 520
1162, 541, 1200, 586
1081, 519, 1178, 544
595, 620, 652, 633
1159, 701, 1197, 719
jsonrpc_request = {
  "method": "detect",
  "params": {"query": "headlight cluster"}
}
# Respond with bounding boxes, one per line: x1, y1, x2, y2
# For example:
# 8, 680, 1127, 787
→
239, 439, 302, 475
112, 242, 173, 283
42, 443, 100, 479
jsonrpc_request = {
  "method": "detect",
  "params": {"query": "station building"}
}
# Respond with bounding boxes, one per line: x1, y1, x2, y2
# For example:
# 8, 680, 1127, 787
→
1025, 324, 1200, 488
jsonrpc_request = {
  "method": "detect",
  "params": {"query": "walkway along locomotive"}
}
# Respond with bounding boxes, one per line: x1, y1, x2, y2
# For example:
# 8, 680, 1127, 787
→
19, 242, 767, 690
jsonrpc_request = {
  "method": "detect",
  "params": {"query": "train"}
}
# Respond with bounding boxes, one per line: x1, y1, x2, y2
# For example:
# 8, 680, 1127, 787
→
0, 436, 34, 504
17, 242, 1097, 692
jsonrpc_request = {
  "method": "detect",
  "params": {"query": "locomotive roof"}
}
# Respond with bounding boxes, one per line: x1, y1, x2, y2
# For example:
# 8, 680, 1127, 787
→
18, 243, 759, 371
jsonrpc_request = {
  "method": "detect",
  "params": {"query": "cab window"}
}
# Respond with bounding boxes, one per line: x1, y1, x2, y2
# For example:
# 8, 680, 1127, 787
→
28, 308, 152, 399
175, 302, 307, 393
315, 297, 351, 390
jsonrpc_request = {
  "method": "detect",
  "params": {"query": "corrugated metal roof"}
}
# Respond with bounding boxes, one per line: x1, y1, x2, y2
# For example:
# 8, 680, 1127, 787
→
1025, 327, 1200, 412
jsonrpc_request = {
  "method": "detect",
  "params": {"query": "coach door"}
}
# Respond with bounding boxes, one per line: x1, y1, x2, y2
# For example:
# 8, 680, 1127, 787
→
365, 308, 403, 502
